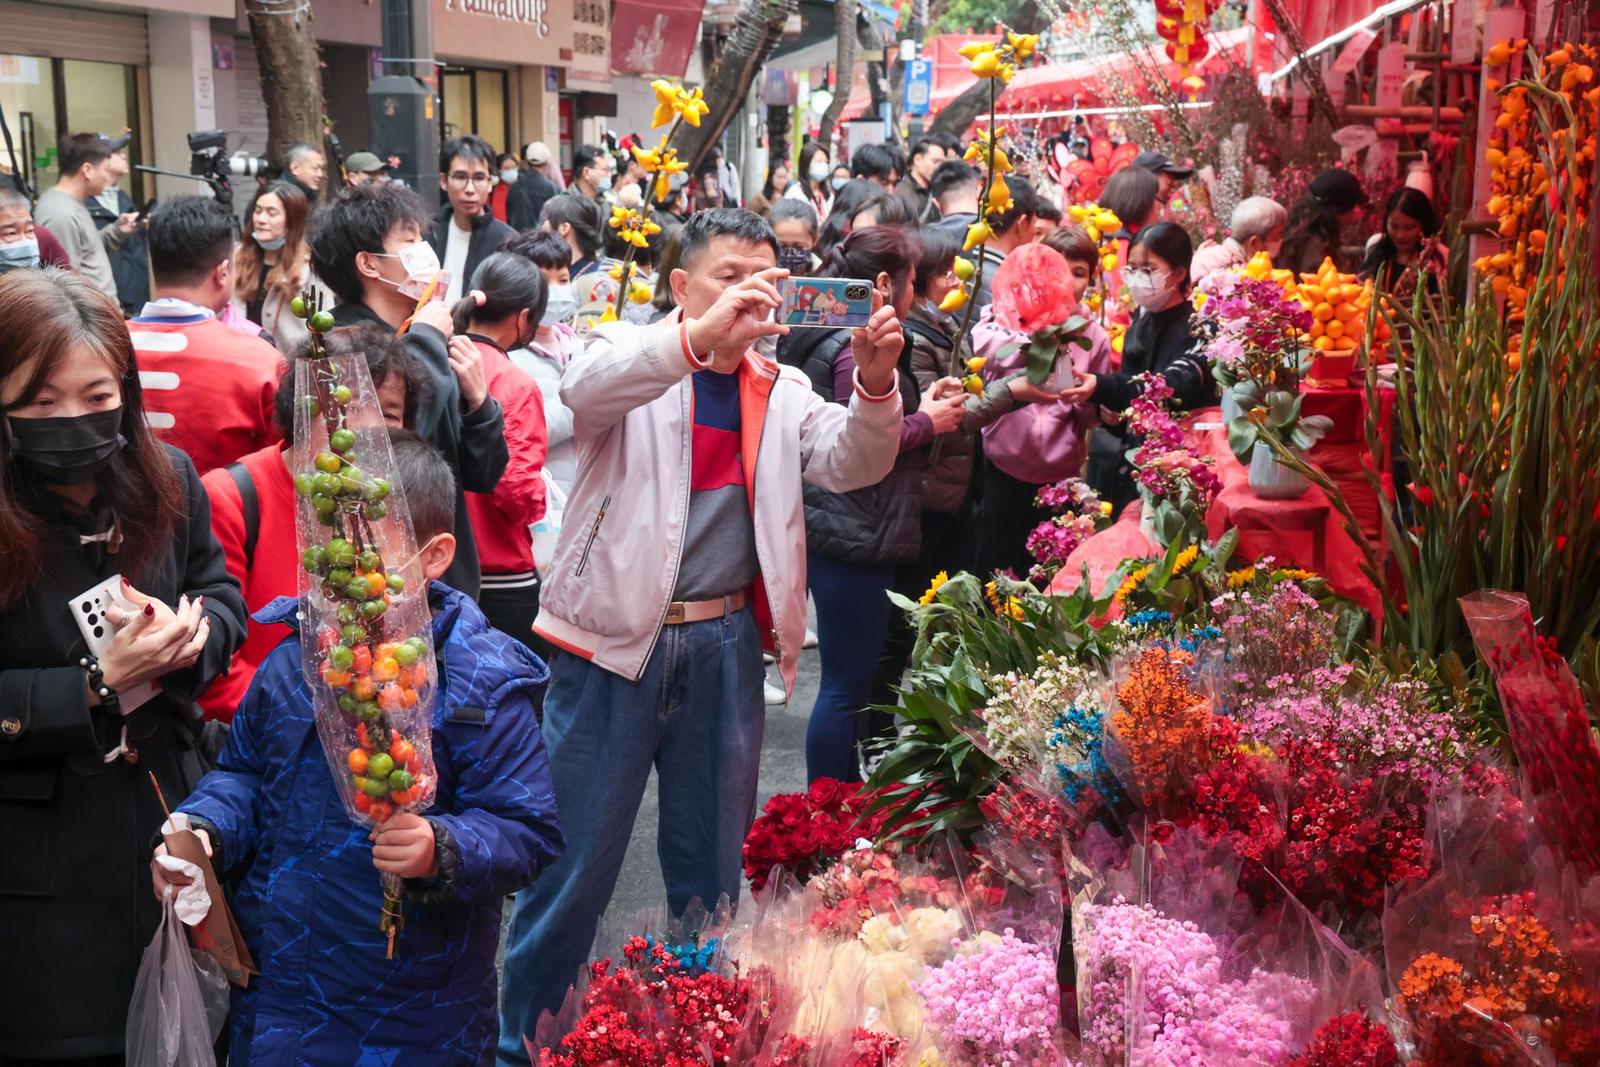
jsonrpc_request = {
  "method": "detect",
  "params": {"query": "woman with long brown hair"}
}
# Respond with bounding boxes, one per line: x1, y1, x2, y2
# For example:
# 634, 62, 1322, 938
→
233, 178, 320, 347
0, 268, 247, 1063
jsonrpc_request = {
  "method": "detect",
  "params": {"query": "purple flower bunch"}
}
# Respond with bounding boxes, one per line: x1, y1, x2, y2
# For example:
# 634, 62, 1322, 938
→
1234, 664, 1474, 790
1075, 899, 1314, 1066
1210, 582, 1337, 693
1195, 273, 1313, 391
1125, 375, 1222, 513
1027, 478, 1111, 584
916, 929, 1061, 1064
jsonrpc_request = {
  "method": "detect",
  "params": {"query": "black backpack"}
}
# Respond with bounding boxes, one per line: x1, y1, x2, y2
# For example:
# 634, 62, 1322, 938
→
226, 461, 260, 566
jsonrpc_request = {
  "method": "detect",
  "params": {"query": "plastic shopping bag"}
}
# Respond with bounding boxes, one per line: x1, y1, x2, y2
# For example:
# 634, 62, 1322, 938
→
531, 467, 567, 576
126, 888, 230, 1067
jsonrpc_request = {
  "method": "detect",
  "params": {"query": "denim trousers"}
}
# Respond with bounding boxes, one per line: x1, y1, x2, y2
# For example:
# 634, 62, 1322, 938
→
496, 607, 765, 1062
804, 551, 897, 783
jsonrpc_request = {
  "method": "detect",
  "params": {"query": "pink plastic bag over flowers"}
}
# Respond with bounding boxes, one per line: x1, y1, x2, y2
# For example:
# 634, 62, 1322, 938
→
992, 243, 1082, 335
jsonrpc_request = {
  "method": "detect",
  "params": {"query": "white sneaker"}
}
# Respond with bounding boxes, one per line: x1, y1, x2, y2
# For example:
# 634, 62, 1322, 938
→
764, 680, 787, 705
802, 628, 818, 649
762, 652, 776, 665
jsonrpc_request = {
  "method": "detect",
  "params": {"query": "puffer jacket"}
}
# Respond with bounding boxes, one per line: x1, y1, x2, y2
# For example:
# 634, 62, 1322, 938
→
903, 302, 1019, 514
532, 314, 902, 694
178, 583, 562, 1067
785, 324, 925, 565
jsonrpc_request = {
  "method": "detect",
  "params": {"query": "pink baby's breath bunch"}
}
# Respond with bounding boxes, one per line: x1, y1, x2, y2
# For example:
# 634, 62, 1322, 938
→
916, 930, 1061, 1065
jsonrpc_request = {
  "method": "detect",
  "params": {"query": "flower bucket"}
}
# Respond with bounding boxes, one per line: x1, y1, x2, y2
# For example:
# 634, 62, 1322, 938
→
1248, 441, 1310, 499
1220, 387, 1246, 424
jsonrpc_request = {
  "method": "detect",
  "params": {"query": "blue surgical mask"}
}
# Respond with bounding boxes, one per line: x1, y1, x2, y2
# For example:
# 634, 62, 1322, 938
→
542, 283, 578, 325
597, 176, 614, 193
499, 168, 520, 185
830, 176, 849, 192
0, 237, 40, 272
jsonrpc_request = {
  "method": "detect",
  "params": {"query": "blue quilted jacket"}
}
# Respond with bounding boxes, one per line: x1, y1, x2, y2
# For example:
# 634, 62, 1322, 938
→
179, 583, 563, 1066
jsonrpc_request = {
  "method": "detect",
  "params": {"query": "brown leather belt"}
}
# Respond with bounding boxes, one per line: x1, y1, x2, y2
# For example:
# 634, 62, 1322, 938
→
663, 591, 748, 625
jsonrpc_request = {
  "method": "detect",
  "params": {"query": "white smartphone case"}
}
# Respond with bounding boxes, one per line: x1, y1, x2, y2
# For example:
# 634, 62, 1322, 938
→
69, 574, 158, 713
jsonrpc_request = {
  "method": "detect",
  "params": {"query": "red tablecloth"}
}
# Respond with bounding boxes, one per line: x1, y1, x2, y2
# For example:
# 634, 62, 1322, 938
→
1050, 398, 1388, 621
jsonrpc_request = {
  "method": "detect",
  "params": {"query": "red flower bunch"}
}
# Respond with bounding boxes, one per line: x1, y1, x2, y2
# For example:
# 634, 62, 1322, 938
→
841, 1029, 906, 1067
1285, 1012, 1399, 1067
540, 938, 771, 1066
807, 846, 956, 936
743, 779, 887, 893
1185, 738, 1428, 917
978, 782, 1074, 880
1397, 893, 1599, 1066
991, 243, 1082, 335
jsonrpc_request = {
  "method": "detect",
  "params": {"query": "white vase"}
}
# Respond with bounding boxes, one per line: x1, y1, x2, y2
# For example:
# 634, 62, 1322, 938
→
1139, 499, 1159, 544
1220, 387, 1245, 424
1248, 441, 1310, 499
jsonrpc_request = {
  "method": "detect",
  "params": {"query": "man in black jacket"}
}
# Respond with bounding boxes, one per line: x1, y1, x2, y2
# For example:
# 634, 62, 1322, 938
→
429, 134, 516, 305
506, 140, 559, 231
85, 133, 149, 316
309, 182, 509, 598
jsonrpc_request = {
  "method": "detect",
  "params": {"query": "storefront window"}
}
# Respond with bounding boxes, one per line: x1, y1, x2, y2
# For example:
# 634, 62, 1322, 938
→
440, 66, 510, 156
0, 54, 139, 197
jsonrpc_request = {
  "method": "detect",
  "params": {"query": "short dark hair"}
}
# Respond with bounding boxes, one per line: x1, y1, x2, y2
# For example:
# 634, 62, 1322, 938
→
990, 175, 1038, 235
310, 183, 433, 305
929, 160, 980, 203
501, 228, 574, 271
852, 193, 916, 228
909, 134, 953, 161
767, 197, 818, 236
452, 251, 547, 335
273, 323, 427, 437
1100, 166, 1161, 232
818, 178, 881, 249
573, 145, 607, 175
1033, 199, 1062, 224
1042, 224, 1099, 268
1130, 221, 1195, 291
818, 226, 916, 299
540, 194, 604, 258
850, 143, 904, 182
385, 427, 457, 542
496, 153, 518, 169
145, 195, 234, 287
59, 133, 112, 178
678, 208, 779, 268
913, 226, 961, 294
439, 134, 496, 175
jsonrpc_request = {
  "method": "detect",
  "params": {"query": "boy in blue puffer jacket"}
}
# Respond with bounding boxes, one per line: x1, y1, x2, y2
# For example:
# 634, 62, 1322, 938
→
153, 429, 563, 1066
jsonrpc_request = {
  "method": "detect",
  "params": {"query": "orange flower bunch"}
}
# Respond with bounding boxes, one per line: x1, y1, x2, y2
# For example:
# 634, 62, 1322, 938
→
1398, 897, 1597, 1064
1475, 39, 1600, 356
1110, 647, 1213, 803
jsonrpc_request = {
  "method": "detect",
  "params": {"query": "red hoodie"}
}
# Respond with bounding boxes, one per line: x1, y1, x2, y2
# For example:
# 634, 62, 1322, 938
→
198, 443, 297, 721
129, 305, 284, 474
464, 336, 548, 580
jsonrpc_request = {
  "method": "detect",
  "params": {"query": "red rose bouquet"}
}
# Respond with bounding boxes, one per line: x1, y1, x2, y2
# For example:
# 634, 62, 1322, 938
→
743, 779, 888, 893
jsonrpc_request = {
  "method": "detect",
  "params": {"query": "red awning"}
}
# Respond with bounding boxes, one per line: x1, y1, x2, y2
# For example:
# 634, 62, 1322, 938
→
611, 0, 706, 77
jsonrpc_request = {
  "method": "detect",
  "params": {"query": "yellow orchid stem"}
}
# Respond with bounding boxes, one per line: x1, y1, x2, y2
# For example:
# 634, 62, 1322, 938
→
946, 76, 997, 380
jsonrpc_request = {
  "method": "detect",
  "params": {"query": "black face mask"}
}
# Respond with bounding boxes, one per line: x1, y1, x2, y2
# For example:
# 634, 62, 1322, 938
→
778, 245, 813, 276
6, 408, 126, 485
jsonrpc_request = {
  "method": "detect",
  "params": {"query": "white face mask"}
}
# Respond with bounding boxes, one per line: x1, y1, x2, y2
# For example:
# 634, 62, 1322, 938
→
499, 168, 520, 185
1122, 267, 1175, 310
542, 283, 578, 325
373, 241, 448, 300
808, 160, 830, 184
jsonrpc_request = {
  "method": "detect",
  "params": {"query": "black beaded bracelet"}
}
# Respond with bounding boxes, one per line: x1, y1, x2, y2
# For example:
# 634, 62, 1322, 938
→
80, 656, 121, 714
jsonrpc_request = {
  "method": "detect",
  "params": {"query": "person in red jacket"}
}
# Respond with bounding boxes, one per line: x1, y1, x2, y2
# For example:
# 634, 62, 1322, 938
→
198, 325, 428, 722
451, 252, 549, 650
130, 196, 284, 474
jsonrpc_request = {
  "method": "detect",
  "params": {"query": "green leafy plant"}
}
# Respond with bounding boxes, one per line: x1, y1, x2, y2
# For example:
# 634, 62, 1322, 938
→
1225, 385, 1334, 464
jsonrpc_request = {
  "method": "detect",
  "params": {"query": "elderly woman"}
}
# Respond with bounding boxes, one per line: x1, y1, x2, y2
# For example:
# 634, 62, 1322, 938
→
1192, 196, 1288, 281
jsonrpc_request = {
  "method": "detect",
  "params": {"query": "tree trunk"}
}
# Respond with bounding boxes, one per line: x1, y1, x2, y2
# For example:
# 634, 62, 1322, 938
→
670, 0, 798, 179
929, 76, 1007, 140
817, 0, 858, 153
245, 0, 327, 165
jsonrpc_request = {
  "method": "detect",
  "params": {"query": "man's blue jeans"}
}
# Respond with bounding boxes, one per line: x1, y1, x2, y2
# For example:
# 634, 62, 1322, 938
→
497, 608, 765, 1062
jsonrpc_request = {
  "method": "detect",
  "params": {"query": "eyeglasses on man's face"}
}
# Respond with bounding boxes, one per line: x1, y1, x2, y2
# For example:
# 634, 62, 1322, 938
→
448, 171, 493, 187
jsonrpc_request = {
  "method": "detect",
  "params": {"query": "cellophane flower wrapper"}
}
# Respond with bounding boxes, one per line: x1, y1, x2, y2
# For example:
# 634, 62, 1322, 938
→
293, 346, 439, 830
1382, 769, 1600, 1066
1098, 646, 1220, 817
1066, 824, 1391, 1066
1461, 589, 1600, 880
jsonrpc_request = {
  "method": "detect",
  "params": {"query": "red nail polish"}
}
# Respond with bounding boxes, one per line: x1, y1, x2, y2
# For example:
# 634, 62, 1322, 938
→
144, 603, 155, 617
121, 577, 131, 587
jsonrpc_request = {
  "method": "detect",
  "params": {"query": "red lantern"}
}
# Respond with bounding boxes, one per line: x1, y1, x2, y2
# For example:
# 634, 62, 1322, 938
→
1184, 35, 1210, 63
1155, 0, 1185, 17
1156, 16, 1181, 39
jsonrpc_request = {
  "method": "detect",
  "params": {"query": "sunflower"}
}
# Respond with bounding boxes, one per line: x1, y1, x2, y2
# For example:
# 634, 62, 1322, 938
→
1171, 544, 1200, 574
919, 570, 950, 605
1114, 562, 1156, 605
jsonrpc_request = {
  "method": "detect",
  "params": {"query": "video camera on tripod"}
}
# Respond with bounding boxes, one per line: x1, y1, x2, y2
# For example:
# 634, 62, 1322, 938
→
134, 129, 270, 207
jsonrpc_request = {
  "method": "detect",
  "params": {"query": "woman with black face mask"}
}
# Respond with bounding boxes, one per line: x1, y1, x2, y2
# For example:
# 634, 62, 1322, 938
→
0, 268, 247, 1064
